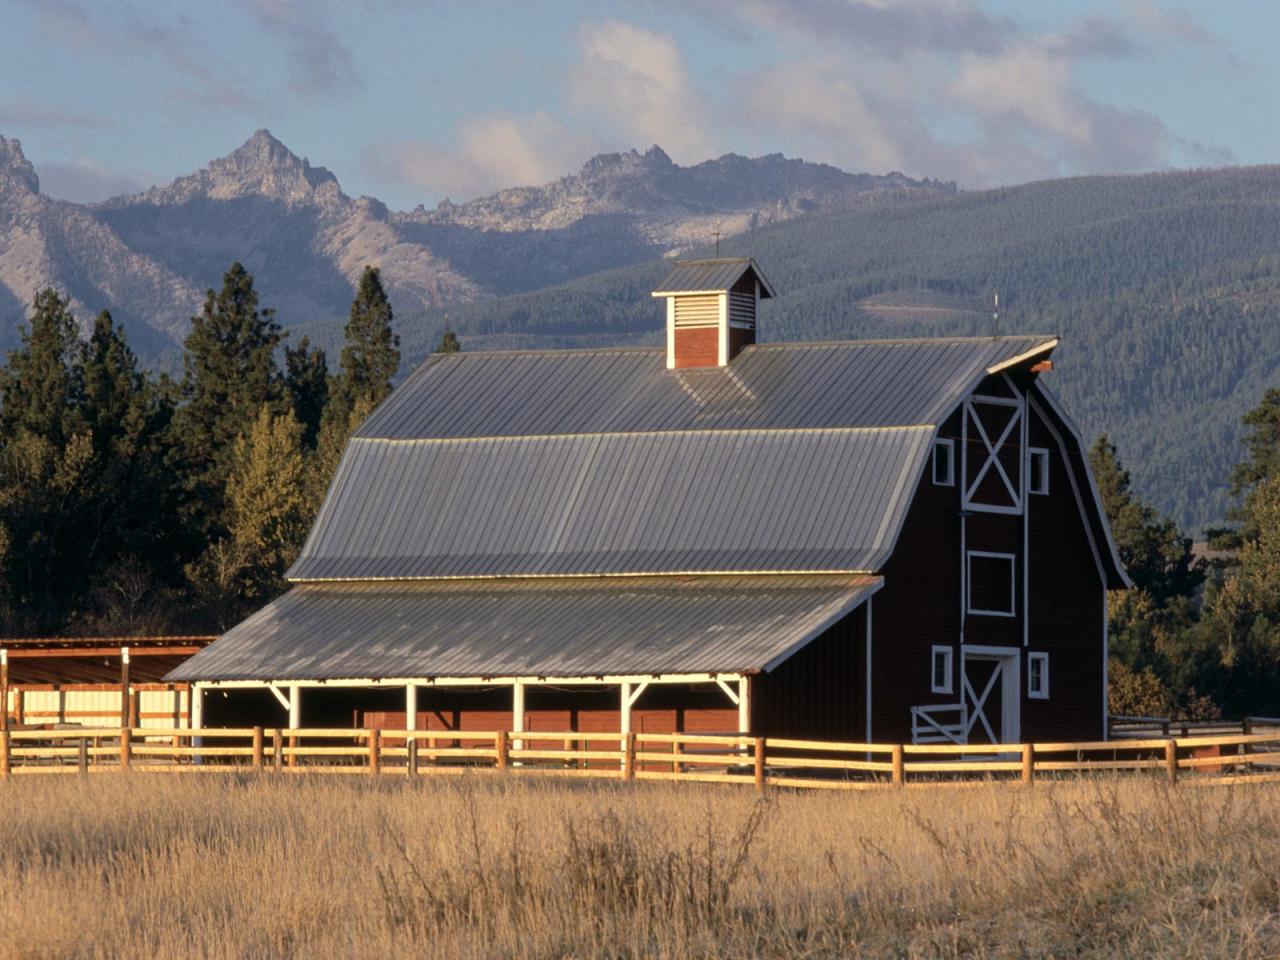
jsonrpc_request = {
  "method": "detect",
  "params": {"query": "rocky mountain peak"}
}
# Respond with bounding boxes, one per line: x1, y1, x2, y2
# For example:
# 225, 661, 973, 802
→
110, 129, 342, 208
0, 136, 40, 194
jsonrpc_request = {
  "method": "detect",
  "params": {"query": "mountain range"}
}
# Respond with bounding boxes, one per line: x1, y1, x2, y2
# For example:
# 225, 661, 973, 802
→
0, 130, 950, 361
3, 129, 1280, 532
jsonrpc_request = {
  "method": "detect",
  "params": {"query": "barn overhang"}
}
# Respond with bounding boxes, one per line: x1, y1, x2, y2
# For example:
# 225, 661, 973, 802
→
166, 574, 883, 684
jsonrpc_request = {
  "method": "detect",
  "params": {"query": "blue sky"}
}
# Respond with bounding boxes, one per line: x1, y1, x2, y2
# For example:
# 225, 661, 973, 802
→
0, 0, 1274, 209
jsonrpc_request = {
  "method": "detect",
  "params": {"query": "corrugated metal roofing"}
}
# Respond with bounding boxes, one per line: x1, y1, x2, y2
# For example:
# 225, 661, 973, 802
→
166, 575, 881, 682
288, 426, 933, 581
356, 337, 1057, 441
652, 257, 775, 297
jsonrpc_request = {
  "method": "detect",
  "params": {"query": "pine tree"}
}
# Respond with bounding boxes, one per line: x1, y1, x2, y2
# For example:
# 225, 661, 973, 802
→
0, 288, 85, 445
332, 266, 399, 416
174, 263, 283, 533
435, 329, 461, 354
285, 337, 328, 449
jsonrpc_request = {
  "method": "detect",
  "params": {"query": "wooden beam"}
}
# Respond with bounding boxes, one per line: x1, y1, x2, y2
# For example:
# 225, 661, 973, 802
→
119, 646, 130, 728
1, 649, 8, 732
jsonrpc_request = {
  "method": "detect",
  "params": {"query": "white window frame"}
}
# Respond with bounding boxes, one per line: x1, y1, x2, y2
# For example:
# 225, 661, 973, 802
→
1028, 447, 1050, 496
932, 438, 955, 486
967, 551, 1017, 618
1028, 651, 1050, 699
930, 645, 953, 694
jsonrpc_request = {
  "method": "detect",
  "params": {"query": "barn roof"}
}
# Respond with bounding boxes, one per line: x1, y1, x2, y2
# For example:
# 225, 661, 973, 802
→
166, 575, 881, 682
652, 257, 776, 298
290, 336, 1056, 582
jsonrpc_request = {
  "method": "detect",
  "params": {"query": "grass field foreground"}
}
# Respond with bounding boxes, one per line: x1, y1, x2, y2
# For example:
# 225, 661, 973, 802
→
1, 774, 1279, 958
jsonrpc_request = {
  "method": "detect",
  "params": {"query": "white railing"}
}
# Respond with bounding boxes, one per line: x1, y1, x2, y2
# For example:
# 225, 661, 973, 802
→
911, 702, 967, 745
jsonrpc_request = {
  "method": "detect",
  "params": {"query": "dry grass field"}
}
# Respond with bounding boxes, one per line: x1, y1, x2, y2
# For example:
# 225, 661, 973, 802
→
2, 774, 1279, 959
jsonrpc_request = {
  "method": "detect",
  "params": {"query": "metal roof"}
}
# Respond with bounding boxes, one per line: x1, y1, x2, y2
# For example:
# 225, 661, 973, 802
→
288, 426, 933, 581
166, 575, 881, 682
356, 337, 1057, 441
652, 257, 776, 298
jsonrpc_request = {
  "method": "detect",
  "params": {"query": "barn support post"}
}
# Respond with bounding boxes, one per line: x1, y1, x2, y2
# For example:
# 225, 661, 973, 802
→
512, 680, 526, 759
620, 681, 633, 737
737, 676, 751, 735
119, 646, 131, 728
191, 683, 204, 765
288, 684, 300, 768
0, 648, 7, 732
405, 684, 418, 733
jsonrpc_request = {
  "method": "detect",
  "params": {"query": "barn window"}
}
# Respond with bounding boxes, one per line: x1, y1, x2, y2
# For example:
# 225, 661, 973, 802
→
930, 645, 953, 694
1028, 652, 1049, 699
967, 551, 1016, 617
932, 439, 955, 486
1028, 448, 1050, 495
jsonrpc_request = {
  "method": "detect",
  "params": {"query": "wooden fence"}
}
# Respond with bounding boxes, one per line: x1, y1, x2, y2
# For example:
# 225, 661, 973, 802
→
4, 726, 1280, 790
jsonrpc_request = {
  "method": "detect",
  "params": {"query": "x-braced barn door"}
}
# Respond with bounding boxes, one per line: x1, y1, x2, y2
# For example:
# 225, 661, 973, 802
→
962, 391, 1024, 514
961, 650, 1020, 745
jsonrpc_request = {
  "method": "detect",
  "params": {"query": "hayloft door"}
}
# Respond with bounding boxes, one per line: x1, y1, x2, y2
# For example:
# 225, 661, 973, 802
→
961, 648, 1020, 745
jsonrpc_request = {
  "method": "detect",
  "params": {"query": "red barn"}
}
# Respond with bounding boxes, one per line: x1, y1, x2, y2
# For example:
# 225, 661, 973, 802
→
170, 258, 1128, 745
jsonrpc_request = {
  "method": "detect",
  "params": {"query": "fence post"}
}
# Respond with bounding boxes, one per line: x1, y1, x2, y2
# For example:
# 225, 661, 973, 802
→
623, 731, 636, 781
1021, 743, 1035, 785
119, 727, 132, 771
1, 728, 9, 780
1165, 739, 1178, 785
128, 691, 140, 730
369, 728, 381, 775
252, 726, 264, 770
78, 737, 89, 776
1243, 717, 1253, 736
496, 730, 509, 770
407, 737, 418, 778
753, 736, 766, 792
891, 743, 905, 787
273, 729, 284, 772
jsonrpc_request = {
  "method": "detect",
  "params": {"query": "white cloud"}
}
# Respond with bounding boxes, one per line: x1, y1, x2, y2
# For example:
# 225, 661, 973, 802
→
952, 42, 1093, 147
364, 112, 598, 202
569, 19, 719, 164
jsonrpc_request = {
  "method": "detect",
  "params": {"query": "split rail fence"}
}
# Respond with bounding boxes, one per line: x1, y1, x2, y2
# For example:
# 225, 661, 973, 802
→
4, 724, 1280, 790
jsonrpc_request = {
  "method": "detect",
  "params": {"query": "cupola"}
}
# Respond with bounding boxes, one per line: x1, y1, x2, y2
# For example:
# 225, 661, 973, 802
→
652, 258, 775, 368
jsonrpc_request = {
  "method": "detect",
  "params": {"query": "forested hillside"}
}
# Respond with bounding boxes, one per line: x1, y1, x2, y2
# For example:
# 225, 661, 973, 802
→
398, 166, 1280, 534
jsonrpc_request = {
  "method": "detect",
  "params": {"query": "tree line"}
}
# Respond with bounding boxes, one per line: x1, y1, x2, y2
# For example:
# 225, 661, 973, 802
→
0, 262, 458, 636
1096, 387, 1280, 718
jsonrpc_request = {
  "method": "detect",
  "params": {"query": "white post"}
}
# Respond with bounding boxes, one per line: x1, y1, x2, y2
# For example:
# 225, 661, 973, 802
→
405, 683, 418, 732
191, 683, 204, 765
512, 680, 526, 761
288, 684, 301, 729
620, 681, 633, 736
737, 676, 750, 735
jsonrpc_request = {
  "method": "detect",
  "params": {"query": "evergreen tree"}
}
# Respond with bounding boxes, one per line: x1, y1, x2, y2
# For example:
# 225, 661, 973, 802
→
0, 288, 84, 445
435, 329, 461, 354
1090, 436, 1209, 717
285, 337, 328, 449
1090, 436, 1200, 603
174, 263, 283, 533
332, 266, 399, 415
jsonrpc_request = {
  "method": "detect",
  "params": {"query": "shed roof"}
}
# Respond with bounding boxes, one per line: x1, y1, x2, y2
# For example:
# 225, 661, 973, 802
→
652, 257, 776, 298
167, 575, 881, 682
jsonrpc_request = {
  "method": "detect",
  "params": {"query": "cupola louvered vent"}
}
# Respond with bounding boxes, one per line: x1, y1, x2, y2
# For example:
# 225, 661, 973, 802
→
652, 258, 775, 369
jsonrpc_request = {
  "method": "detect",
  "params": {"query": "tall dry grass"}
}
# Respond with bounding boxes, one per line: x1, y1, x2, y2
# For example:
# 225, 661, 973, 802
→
1, 772, 1278, 958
